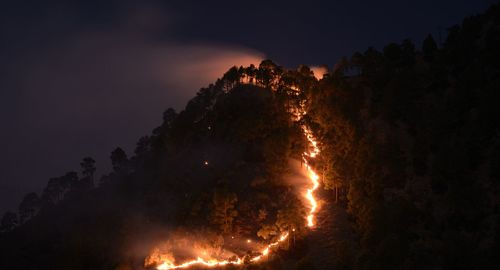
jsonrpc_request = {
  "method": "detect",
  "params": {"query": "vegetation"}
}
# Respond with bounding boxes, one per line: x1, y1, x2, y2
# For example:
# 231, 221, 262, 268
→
1, 4, 499, 270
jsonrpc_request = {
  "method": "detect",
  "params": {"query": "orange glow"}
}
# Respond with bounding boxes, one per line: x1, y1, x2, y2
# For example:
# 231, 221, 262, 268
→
145, 84, 322, 270
302, 126, 321, 227
157, 257, 243, 270
304, 160, 320, 227
152, 233, 290, 269
311, 66, 328, 80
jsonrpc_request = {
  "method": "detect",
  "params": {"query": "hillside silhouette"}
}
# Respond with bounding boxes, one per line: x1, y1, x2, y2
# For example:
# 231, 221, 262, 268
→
1, 4, 500, 270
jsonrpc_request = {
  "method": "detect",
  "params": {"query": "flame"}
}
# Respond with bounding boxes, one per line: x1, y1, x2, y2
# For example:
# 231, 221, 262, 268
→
146, 87, 322, 270
157, 257, 243, 270
302, 126, 320, 227
154, 233, 290, 269
304, 161, 319, 227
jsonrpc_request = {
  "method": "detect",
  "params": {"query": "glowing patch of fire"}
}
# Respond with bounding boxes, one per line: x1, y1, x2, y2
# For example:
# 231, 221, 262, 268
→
302, 126, 320, 227
155, 233, 290, 269
157, 257, 243, 270
147, 106, 322, 270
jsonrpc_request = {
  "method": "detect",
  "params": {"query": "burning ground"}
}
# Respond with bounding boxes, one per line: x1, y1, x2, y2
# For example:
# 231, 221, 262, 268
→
3, 9, 500, 267
143, 107, 323, 269
138, 80, 324, 269
0, 74, 324, 270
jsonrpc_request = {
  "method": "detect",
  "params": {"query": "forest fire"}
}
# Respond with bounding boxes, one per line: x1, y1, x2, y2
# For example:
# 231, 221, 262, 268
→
157, 257, 243, 269
145, 104, 322, 270
302, 126, 321, 227
150, 233, 290, 269
304, 160, 320, 227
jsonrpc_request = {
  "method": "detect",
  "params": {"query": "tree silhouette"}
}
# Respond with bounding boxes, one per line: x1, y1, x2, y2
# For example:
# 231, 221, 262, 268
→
134, 136, 151, 157
162, 108, 177, 130
0, 211, 18, 233
80, 157, 96, 189
422, 34, 438, 61
222, 66, 240, 90
2, 5, 500, 269
81, 157, 96, 178
257, 59, 281, 88
244, 64, 257, 83
18, 192, 40, 223
211, 190, 238, 234
42, 172, 78, 204
110, 147, 128, 173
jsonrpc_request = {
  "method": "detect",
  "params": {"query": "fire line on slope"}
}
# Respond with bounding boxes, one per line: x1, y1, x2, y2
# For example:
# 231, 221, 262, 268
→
146, 101, 322, 270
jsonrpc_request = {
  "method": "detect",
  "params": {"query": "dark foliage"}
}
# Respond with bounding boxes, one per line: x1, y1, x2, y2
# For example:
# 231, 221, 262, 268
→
1, 4, 499, 270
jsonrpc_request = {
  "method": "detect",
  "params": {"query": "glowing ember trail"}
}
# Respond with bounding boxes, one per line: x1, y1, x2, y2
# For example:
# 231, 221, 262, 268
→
146, 86, 322, 270
302, 126, 320, 227
153, 233, 290, 269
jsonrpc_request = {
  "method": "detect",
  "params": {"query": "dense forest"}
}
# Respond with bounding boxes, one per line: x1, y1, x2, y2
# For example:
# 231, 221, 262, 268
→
1, 4, 499, 270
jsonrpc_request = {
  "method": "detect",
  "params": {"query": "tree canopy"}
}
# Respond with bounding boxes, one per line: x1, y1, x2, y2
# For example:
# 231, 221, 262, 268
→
1, 4, 500, 270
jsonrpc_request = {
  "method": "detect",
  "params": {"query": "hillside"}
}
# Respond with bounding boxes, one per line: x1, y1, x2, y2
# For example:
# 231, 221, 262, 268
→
1, 4, 500, 270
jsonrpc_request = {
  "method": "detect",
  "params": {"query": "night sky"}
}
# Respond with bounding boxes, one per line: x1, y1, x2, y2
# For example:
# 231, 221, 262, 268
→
1, 0, 497, 213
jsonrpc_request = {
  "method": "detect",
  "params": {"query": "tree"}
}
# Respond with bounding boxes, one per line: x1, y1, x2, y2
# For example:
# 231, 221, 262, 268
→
0, 211, 18, 232
41, 172, 77, 204
244, 64, 257, 83
162, 108, 177, 130
257, 224, 278, 240
333, 56, 350, 76
383, 42, 403, 68
422, 34, 438, 61
222, 66, 241, 90
81, 157, 96, 178
276, 206, 305, 233
257, 59, 281, 88
211, 190, 238, 234
110, 147, 128, 173
80, 157, 96, 189
18, 192, 40, 223
400, 39, 416, 66
134, 136, 151, 157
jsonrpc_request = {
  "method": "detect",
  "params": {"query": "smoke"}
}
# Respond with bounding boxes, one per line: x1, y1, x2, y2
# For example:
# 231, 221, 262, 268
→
0, 4, 264, 214
142, 229, 245, 268
284, 158, 323, 217
284, 159, 311, 186
310, 66, 328, 80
